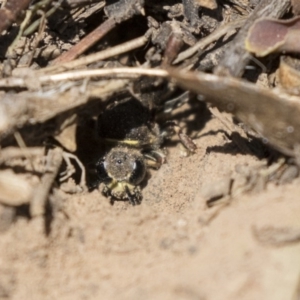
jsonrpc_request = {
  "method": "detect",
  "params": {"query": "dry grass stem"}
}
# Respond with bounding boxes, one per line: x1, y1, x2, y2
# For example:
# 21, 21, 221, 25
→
0, 147, 44, 164
173, 17, 247, 64
52, 18, 117, 64
40, 30, 152, 74
0, 68, 169, 88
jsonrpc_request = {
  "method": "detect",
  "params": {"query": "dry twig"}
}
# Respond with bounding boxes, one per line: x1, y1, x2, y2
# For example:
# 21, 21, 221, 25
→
0, 78, 130, 140
0, 67, 168, 88
173, 17, 247, 64
52, 0, 145, 64
52, 18, 117, 64
215, 0, 291, 77
39, 30, 153, 74
0, 147, 44, 164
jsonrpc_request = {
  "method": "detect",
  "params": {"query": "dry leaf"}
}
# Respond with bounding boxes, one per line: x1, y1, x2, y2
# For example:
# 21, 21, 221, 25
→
245, 16, 300, 57
168, 68, 300, 156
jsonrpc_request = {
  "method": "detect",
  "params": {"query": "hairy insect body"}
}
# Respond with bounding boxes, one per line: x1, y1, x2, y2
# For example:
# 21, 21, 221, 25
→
97, 147, 146, 203
96, 98, 165, 205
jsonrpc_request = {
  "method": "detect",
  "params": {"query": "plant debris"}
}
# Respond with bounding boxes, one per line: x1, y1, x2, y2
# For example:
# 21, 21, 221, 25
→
245, 16, 300, 56
1, 0, 300, 298
0, 0, 298, 232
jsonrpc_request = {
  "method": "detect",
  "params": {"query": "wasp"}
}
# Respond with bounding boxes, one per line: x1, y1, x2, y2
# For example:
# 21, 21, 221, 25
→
95, 96, 196, 205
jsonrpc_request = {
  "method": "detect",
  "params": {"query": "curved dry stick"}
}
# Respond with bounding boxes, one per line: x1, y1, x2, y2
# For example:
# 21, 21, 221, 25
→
39, 30, 152, 74
52, 18, 117, 64
0, 67, 169, 88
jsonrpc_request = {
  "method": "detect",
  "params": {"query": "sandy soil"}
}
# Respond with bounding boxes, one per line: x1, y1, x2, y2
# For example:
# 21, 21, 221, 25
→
1, 104, 300, 300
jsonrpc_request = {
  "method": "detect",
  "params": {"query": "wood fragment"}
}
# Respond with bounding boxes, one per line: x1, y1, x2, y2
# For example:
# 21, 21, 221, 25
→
73, 1, 105, 21
173, 17, 246, 64
215, 0, 291, 77
0, 67, 168, 88
40, 30, 152, 74
104, 0, 145, 23
52, 18, 117, 64
182, 0, 201, 28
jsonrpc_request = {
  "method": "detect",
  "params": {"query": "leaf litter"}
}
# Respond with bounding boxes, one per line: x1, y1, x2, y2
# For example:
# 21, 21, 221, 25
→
1, 0, 300, 299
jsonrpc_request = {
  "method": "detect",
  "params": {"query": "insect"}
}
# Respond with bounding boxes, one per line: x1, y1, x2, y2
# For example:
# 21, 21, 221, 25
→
95, 96, 196, 205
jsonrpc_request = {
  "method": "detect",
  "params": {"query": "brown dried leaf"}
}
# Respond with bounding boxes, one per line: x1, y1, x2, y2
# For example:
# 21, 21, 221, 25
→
168, 69, 300, 156
245, 16, 300, 57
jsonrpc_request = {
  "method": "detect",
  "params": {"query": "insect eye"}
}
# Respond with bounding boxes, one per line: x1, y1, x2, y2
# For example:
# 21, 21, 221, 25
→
96, 158, 111, 184
129, 158, 146, 185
